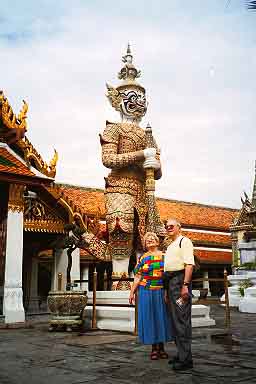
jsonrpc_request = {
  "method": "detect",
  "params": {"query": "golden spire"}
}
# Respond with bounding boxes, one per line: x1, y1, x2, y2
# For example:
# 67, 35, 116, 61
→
0, 90, 28, 133
118, 43, 142, 84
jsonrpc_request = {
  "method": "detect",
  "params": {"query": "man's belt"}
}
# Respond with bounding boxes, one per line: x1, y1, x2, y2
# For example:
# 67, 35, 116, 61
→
164, 269, 185, 278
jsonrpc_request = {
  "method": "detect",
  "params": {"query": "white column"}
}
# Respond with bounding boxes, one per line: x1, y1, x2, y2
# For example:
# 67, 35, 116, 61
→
81, 265, 89, 292
3, 184, 25, 323
71, 247, 81, 290
51, 248, 68, 291
51, 248, 81, 291
203, 271, 211, 296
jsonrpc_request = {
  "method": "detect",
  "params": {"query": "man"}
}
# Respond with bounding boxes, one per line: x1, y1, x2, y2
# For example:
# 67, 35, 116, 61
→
164, 218, 194, 371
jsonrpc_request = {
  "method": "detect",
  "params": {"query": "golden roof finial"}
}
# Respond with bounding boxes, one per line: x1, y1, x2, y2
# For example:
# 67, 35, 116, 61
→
0, 90, 28, 134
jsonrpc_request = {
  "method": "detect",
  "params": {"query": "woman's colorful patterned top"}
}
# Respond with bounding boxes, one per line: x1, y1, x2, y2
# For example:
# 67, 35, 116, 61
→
133, 251, 164, 290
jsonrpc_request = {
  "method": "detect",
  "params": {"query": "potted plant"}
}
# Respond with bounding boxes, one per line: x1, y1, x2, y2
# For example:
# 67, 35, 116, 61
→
238, 279, 254, 297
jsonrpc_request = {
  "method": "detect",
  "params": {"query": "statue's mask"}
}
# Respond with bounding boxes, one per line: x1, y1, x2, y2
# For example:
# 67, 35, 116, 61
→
119, 87, 147, 120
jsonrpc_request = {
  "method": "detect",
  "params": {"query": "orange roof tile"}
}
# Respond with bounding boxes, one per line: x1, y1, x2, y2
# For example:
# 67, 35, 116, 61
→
182, 230, 231, 246
156, 199, 238, 230
61, 186, 105, 216
0, 147, 35, 177
59, 184, 238, 231
195, 249, 232, 264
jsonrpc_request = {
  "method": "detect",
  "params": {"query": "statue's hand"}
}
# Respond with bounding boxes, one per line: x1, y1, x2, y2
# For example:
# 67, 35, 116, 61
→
143, 147, 156, 159
143, 158, 161, 170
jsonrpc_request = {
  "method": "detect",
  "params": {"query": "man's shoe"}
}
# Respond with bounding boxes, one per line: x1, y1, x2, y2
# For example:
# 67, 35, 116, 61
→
173, 360, 193, 371
168, 355, 179, 365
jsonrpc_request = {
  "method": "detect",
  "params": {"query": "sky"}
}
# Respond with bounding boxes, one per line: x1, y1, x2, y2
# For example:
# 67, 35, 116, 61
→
0, 0, 255, 209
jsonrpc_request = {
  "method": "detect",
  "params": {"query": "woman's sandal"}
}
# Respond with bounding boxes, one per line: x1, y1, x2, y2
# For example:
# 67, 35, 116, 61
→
150, 351, 159, 360
158, 350, 169, 359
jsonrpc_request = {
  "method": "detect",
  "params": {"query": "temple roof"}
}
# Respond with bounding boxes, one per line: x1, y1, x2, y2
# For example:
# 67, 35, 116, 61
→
230, 161, 256, 234
56, 182, 238, 266
0, 143, 53, 186
0, 91, 58, 179
194, 249, 232, 264
156, 199, 237, 231
182, 230, 231, 248
0, 145, 35, 178
58, 183, 238, 231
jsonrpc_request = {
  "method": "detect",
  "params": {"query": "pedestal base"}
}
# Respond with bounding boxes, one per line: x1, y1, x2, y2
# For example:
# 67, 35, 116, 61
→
239, 287, 256, 313
84, 291, 216, 331
49, 315, 82, 332
221, 287, 242, 307
3, 287, 25, 324
191, 305, 216, 327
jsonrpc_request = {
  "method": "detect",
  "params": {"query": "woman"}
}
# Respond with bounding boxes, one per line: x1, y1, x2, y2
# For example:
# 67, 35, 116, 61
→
129, 232, 173, 360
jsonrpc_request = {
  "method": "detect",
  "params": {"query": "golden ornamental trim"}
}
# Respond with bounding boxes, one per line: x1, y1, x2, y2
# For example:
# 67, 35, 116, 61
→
24, 219, 65, 233
18, 136, 58, 178
106, 83, 122, 112
8, 184, 24, 213
0, 91, 28, 132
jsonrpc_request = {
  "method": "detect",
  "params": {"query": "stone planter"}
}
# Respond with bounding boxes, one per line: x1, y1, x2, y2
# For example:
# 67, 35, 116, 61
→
246, 272, 256, 285
47, 290, 87, 332
239, 287, 256, 313
223, 272, 256, 308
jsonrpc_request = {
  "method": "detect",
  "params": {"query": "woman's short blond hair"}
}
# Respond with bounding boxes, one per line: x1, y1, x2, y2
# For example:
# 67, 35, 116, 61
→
143, 232, 159, 249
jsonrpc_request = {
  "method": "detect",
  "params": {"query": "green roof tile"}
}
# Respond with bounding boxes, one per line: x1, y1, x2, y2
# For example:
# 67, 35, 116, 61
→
0, 154, 18, 168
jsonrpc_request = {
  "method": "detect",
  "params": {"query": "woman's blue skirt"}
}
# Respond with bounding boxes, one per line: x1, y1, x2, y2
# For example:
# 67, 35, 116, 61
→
138, 286, 173, 345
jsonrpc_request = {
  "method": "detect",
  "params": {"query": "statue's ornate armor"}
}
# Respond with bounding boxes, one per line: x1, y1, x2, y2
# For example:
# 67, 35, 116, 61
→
101, 121, 162, 264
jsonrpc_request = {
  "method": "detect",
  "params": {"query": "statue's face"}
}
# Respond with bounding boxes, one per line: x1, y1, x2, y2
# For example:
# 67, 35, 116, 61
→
119, 87, 147, 120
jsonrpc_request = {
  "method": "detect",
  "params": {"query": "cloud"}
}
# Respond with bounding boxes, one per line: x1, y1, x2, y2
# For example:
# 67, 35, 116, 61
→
0, 0, 255, 209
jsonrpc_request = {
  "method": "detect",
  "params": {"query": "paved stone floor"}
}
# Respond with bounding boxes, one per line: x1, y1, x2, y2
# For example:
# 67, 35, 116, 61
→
0, 306, 255, 384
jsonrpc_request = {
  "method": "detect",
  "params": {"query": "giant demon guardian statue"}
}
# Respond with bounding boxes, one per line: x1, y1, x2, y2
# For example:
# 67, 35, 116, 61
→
70, 45, 165, 289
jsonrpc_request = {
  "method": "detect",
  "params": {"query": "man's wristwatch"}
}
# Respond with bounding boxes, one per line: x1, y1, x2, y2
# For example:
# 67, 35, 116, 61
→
183, 282, 190, 287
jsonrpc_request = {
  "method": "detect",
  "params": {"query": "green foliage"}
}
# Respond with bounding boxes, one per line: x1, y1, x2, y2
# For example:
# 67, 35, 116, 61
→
239, 262, 256, 271
238, 279, 254, 297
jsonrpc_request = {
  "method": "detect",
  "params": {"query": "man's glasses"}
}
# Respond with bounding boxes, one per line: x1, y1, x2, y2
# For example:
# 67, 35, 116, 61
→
165, 224, 175, 230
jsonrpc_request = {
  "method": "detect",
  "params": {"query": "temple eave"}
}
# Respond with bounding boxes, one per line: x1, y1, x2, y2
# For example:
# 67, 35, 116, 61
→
24, 220, 65, 233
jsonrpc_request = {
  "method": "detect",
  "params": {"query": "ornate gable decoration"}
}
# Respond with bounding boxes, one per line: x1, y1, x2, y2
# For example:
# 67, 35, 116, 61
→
18, 136, 58, 178
230, 192, 253, 231
0, 90, 58, 178
0, 91, 27, 143
24, 195, 65, 233
47, 184, 103, 236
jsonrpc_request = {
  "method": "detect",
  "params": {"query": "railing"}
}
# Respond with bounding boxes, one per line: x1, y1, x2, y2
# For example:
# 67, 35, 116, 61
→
19, 268, 230, 332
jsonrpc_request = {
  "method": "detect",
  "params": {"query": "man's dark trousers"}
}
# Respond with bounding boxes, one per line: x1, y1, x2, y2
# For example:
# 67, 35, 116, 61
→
168, 271, 192, 363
